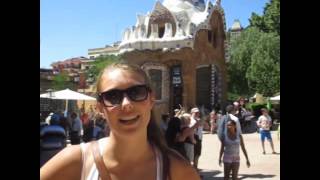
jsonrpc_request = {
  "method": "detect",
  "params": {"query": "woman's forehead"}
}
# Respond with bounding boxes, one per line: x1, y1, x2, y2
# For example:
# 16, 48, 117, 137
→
100, 69, 145, 90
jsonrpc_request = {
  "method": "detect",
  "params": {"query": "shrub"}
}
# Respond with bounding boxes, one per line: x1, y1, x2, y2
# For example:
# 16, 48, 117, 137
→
246, 103, 267, 117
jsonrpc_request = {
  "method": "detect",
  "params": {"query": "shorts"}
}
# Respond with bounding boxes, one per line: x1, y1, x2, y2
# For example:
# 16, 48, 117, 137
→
260, 130, 272, 141
223, 155, 240, 163
194, 135, 202, 156
184, 143, 194, 162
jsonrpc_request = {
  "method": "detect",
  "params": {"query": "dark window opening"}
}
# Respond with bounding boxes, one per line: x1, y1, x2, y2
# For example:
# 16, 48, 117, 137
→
159, 26, 165, 38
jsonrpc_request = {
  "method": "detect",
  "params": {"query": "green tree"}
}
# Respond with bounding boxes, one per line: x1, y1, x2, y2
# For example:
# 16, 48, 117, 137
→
246, 32, 280, 96
87, 55, 120, 82
52, 71, 74, 90
249, 0, 280, 35
228, 27, 262, 96
228, 0, 280, 97
228, 27, 280, 97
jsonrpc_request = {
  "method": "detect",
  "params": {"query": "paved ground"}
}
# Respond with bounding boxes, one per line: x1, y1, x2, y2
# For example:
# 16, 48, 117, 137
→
198, 131, 280, 180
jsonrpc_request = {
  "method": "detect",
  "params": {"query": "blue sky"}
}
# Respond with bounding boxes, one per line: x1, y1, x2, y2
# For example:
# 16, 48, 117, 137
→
40, 0, 269, 68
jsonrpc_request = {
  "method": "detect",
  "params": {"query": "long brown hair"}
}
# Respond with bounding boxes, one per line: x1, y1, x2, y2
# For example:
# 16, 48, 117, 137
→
95, 62, 185, 180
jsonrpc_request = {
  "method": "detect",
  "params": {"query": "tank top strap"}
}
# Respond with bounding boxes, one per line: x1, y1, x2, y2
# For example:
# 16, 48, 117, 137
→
153, 144, 163, 180
80, 143, 88, 180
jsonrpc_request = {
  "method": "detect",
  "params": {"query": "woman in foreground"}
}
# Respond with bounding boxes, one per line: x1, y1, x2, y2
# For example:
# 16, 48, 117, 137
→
40, 63, 200, 180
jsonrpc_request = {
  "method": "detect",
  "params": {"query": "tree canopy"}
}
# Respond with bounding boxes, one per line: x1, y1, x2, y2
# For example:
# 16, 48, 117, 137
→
87, 55, 120, 82
52, 71, 74, 90
227, 0, 280, 97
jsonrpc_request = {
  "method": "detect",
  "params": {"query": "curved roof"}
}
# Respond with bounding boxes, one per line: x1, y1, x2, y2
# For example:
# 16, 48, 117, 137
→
163, 0, 205, 11
149, 1, 176, 23
118, 0, 227, 53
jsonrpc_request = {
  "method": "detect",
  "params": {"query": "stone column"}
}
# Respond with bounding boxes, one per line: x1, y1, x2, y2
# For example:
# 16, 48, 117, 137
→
211, 64, 216, 108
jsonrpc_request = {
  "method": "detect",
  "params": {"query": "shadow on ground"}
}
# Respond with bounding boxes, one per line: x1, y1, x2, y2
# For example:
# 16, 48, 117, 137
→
238, 173, 276, 179
199, 170, 276, 180
199, 169, 223, 180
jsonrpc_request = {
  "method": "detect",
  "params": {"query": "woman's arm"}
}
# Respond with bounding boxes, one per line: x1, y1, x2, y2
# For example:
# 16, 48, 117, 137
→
190, 133, 197, 144
240, 135, 250, 167
40, 145, 83, 180
219, 141, 224, 166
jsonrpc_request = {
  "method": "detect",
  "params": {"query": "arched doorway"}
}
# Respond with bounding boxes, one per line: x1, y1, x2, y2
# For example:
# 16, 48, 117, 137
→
196, 65, 211, 110
196, 64, 222, 111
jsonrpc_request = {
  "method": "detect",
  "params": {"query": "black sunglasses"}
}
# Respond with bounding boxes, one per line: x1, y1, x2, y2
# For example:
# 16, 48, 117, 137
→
98, 84, 151, 107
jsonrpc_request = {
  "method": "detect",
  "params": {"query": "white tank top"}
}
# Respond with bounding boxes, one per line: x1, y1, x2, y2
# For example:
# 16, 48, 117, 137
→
80, 138, 163, 180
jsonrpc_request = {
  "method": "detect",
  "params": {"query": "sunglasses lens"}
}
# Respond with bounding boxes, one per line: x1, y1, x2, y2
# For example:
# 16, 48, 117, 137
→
102, 90, 123, 106
99, 85, 149, 107
127, 85, 149, 101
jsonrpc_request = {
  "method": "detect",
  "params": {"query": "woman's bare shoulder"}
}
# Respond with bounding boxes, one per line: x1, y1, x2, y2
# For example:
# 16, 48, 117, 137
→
40, 145, 83, 180
168, 152, 201, 180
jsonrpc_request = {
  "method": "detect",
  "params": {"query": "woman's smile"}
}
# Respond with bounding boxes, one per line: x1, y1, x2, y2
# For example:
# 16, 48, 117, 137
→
119, 115, 140, 125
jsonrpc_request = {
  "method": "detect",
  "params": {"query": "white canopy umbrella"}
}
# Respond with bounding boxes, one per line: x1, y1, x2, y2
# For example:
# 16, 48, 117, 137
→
40, 88, 96, 114
270, 95, 280, 101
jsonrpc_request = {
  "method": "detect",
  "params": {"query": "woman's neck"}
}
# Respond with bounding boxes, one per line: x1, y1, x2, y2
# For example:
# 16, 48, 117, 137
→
227, 130, 237, 139
103, 132, 154, 165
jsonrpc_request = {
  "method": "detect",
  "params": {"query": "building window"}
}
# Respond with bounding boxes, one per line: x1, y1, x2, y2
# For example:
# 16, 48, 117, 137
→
149, 69, 162, 100
159, 26, 165, 38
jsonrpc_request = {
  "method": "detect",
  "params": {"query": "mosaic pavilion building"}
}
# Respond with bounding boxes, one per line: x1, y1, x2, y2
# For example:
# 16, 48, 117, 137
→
118, 0, 228, 119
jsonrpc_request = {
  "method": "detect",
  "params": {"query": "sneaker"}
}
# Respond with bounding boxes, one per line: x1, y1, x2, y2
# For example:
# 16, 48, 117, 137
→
263, 151, 266, 155
272, 152, 277, 154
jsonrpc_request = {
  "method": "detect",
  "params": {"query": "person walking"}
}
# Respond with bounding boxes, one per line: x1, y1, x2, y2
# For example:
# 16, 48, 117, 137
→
189, 107, 204, 172
218, 119, 250, 180
69, 112, 83, 145
257, 108, 276, 154
179, 113, 200, 163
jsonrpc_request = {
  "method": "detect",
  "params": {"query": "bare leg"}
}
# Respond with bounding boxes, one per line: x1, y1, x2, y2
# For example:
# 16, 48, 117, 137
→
194, 155, 199, 170
231, 162, 240, 180
261, 140, 266, 154
269, 139, 276, 153
224, 163, 232, 180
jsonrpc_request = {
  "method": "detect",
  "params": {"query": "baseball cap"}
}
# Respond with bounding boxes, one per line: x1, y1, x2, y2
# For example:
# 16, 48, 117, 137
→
191, 107, 199, 113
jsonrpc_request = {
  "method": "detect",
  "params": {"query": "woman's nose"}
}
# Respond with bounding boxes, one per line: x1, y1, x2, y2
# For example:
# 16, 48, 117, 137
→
121, 94, 133, 111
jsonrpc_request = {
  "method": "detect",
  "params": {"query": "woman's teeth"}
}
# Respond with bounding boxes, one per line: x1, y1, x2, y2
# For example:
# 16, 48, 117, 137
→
119, 115, 139, 124
120, 115, 138, 121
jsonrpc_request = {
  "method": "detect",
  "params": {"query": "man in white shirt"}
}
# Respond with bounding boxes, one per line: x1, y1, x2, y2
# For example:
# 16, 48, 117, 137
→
257, 108, 276, 154
189, 107, 203, 171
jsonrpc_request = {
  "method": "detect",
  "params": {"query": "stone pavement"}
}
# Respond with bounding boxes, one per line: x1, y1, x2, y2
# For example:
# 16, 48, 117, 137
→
198, 131, 280, 180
